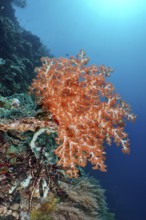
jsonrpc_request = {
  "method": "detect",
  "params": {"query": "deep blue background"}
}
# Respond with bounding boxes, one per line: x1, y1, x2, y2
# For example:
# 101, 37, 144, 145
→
14, 0, 146, 219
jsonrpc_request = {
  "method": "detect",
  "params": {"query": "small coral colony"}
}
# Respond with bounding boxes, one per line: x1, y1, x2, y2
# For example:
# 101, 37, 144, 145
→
0, 50, 135, 219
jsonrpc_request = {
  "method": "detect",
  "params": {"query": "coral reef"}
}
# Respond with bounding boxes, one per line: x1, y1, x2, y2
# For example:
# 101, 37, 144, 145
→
0, 93, 36, 118
0, 94, 60, 218
0, 1, 53, 96
0, 49, 135, 218
0, 0, 18, 24
0, 2, 135, 219
0, 92, 115, 220
30, 50, 136, 178
0, 50, 135, 218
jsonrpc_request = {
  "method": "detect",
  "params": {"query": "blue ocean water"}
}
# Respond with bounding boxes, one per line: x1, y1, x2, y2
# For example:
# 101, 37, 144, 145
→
14, 0, 146, 219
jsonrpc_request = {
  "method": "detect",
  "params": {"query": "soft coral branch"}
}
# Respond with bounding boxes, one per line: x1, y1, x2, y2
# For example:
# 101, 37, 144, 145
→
30, 50, 136, 178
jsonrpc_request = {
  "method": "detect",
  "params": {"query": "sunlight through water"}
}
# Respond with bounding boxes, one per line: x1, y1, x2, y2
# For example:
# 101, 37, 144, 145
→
86, 0, 145, 19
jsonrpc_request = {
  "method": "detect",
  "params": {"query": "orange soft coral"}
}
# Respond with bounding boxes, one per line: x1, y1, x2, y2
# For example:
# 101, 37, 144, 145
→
30, 50, 136, 178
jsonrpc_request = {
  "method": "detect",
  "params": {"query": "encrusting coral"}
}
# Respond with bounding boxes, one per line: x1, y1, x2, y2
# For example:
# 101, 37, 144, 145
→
30, 49, 136, 178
